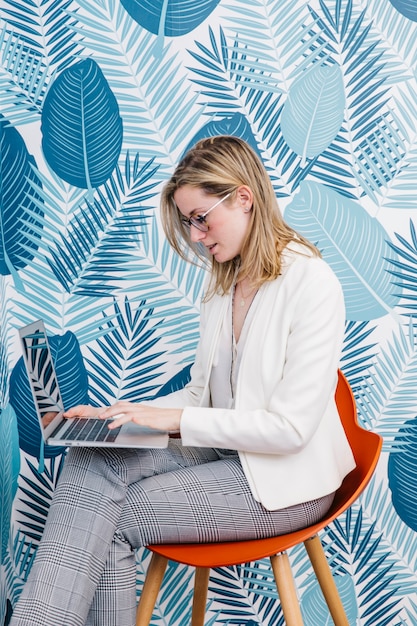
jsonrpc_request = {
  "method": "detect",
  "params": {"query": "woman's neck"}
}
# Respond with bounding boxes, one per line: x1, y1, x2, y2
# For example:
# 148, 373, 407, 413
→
233, 278, 258, 342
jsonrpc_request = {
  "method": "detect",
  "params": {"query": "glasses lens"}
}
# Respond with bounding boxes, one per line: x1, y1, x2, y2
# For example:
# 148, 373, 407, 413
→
190, 217, 208, 232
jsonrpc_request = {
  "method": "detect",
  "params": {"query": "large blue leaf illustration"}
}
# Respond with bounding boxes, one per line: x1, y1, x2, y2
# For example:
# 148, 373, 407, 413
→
388, 416, 417, 531
0, 404, 20, 562
182, 113, 262, 158
284, 181, 400, 320
301, 574, 358, 625
388, 0, 417, 20
0, 117, 44, 282
281, 63, 345, 165
9, 330, 90, 460
121, 0, 221, 37
41, 58, 123, 190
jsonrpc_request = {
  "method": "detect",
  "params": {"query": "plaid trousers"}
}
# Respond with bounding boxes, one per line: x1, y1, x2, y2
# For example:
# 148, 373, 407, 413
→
10, 440, 334, 626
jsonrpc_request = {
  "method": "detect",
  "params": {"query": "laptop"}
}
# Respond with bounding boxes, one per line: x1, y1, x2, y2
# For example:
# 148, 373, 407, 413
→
19, 320, 169, 449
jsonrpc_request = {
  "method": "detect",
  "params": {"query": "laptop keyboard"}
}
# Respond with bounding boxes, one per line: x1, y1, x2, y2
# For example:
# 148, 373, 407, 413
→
63, 418, 122, 442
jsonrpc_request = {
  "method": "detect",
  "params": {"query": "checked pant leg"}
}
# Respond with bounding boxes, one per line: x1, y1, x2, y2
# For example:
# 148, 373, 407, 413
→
11, 442, 220, 626
84, 443, 224, 626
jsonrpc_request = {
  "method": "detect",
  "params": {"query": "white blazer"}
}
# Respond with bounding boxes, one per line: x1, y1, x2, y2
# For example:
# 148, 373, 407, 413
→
153, 245, 356, 510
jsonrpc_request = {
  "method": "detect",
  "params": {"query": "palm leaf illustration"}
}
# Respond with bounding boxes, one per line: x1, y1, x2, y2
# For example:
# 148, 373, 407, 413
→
64, 0, 204, 166
185, 22, 352, 199
46, 152, 158, 297
280, 63, 345, 166
230, 0, 402, 200
355, 322, 417, 444
341, 321, 378, 392
387, 220, 417, 318
295, 1, 404, 201
294, 506, 403, 626
12, 251, 115, 345
156, 364, 192, 397
123, 216, 206, 365
7, 162, 125, 337
15, 456, 65, 546
0, 27, 50, 127
371, 0, 417, 67
208, 563, 282, 624
0, 117, 44, 289
136, 555, 195, 624
186, 26, 287, 194
9, 330, 89, 460
187, 24, 284, 109
284, 180, 400, 320
84, 297, 168, 405
3, 529, 37, 607
306, 1, 391, 138
120, 0, 221, 37
41, 58, 123, 191
362, 475, 417, 603
218, 0, 300, 96
0, 0, 84, 71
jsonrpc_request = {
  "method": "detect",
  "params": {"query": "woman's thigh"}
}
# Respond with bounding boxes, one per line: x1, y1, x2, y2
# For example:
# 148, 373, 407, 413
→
61, 438, 223, 488
119, 456, 334, 547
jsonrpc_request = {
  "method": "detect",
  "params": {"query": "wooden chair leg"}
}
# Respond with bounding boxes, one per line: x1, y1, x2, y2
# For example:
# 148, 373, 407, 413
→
270, 552, 304, 626
136, 553, 169, 626
304, 535, 349, 626
191, 567, 210, 626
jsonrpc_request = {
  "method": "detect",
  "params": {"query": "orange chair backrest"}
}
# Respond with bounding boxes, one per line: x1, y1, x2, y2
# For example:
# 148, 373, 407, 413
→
334, 370, 382, 510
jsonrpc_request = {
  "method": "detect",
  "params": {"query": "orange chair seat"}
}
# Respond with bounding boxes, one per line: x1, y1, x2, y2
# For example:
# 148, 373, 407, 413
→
136, 371, 382, 626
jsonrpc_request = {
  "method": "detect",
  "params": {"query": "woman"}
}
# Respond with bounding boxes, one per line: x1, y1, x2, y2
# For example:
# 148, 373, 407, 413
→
11, 135, 355, 626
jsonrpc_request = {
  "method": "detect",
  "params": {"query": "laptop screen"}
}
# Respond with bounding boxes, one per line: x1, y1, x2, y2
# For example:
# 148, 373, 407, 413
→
19, 320, 64, 437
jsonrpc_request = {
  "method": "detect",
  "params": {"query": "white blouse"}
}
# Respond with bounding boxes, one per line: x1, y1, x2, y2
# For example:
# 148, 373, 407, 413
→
209, 287, 260, 411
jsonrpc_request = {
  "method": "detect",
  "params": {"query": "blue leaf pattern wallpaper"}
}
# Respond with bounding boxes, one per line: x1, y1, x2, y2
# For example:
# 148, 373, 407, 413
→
1, 0, 417, 623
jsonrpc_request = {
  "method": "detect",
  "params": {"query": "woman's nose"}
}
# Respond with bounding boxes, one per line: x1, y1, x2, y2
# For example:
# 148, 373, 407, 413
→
189, 225, 206, 242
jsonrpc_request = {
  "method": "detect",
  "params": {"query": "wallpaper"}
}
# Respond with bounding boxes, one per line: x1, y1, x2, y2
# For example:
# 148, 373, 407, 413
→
1, 0, 417, 624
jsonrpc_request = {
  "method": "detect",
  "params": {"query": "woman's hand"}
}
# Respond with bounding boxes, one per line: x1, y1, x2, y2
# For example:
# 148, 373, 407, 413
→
63, 405, 102, 419
98, 402, 182, 433
64, 402, 182, 432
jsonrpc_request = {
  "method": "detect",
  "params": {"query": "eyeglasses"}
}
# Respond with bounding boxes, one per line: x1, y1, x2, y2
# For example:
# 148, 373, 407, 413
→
180, 193, 231, 232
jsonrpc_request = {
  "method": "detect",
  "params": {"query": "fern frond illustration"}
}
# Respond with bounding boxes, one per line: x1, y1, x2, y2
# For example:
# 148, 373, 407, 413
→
84, 297, 168, 404
46, 152, 159, 297
0, 0, 84, 71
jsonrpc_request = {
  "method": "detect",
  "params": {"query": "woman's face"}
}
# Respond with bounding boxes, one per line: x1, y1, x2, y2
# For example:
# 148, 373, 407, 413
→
173, 185, 253, 263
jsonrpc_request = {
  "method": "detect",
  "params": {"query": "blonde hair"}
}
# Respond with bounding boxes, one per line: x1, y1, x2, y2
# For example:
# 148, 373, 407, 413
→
161, 135, 319, 297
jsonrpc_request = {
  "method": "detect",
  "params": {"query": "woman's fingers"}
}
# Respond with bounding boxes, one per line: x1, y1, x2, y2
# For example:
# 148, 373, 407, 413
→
63, 405, 102, 418
98, 403, 182, 432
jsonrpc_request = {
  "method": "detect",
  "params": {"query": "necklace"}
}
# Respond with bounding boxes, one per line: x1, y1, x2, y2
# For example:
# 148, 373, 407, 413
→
236, 281, 257, 308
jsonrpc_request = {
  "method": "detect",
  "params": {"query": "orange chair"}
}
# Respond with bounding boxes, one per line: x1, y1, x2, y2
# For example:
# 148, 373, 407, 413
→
136, 370, 382, 626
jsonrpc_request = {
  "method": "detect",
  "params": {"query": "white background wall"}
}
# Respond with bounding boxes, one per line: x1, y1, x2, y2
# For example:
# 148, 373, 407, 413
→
2, 0, 417, 623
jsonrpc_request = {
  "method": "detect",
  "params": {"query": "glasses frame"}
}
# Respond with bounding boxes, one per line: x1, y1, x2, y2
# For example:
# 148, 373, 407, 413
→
180, 192, 232, 232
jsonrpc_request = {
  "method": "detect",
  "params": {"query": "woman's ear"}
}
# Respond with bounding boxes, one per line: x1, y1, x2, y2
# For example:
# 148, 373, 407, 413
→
237, 185, 253, 212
